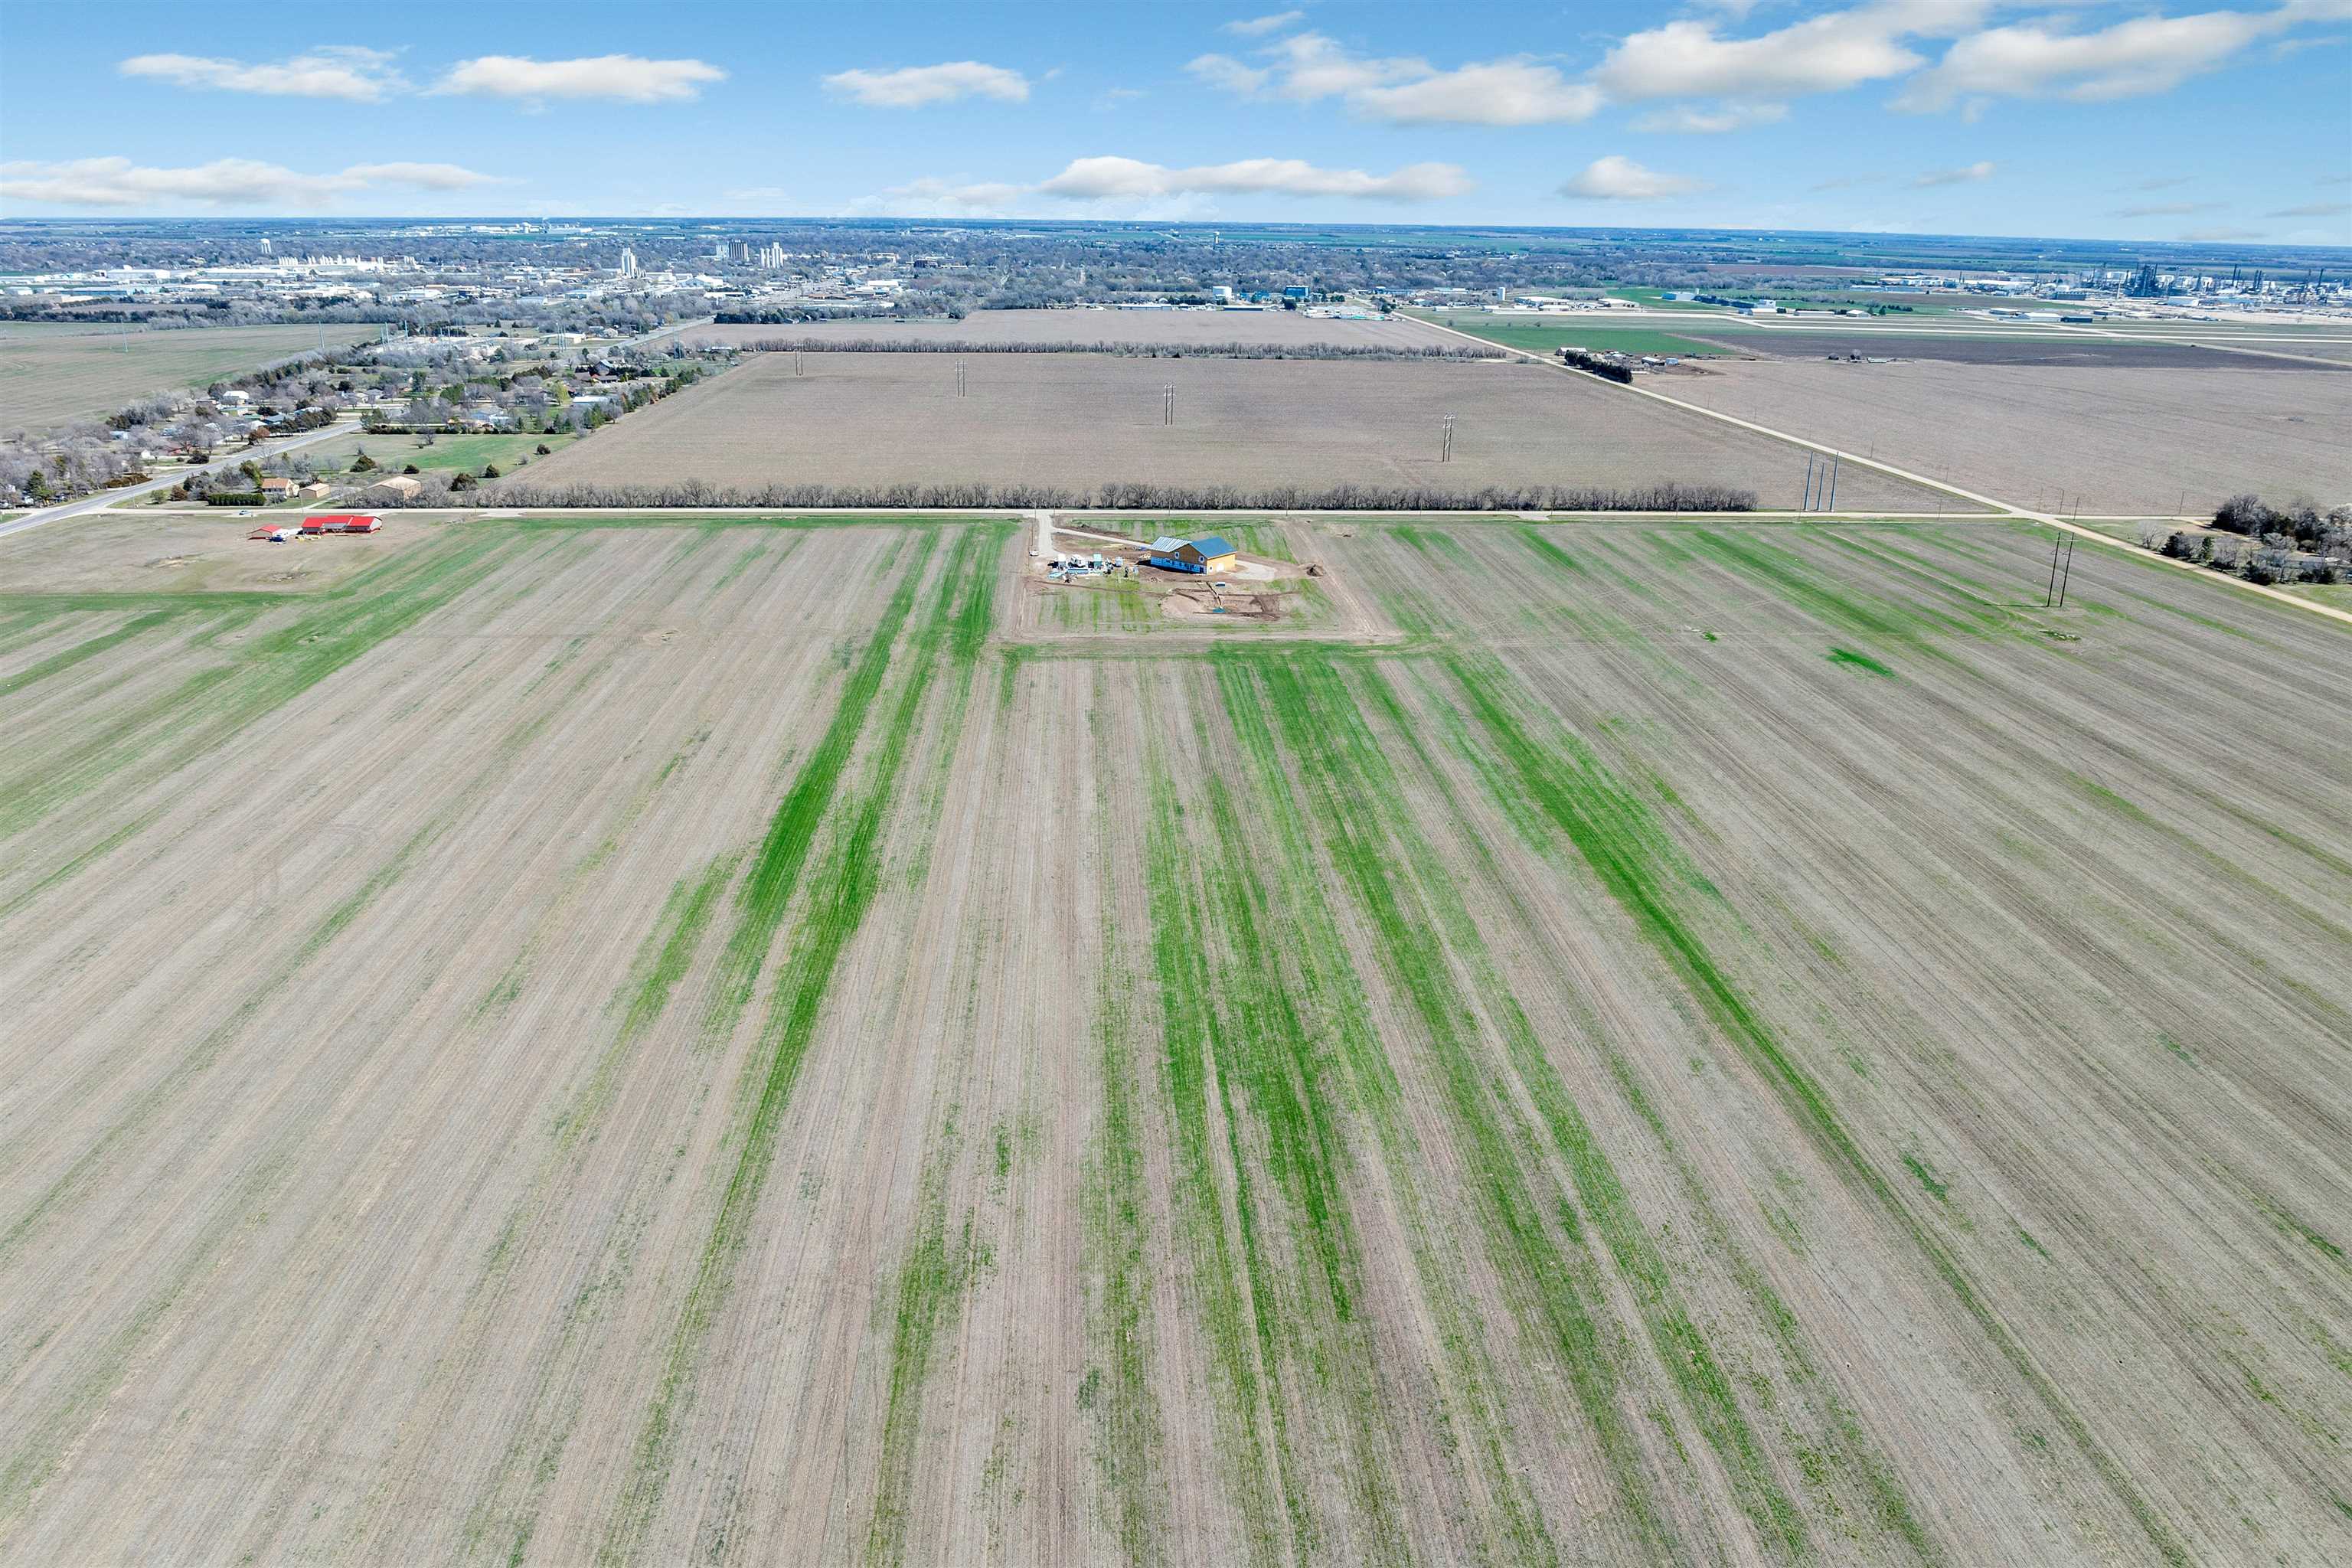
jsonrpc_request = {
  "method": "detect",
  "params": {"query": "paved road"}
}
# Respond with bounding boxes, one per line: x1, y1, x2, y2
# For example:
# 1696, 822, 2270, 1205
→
0, 421, 358, 544
1408, 312, 2352, 632
621, 317, 717, 351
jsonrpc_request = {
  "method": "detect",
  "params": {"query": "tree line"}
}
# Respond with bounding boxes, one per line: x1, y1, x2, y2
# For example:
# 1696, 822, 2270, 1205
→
2139, 494, 2351, 586
464, 478, 1755, 512
724, 338, 1494, 361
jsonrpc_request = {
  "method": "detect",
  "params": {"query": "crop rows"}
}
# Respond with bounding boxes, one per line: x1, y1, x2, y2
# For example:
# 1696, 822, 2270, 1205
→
2, 511, 2346, 1563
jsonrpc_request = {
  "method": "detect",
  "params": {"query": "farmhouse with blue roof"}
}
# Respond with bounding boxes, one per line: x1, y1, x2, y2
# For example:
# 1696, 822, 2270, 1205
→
1145, 534, 1240, 574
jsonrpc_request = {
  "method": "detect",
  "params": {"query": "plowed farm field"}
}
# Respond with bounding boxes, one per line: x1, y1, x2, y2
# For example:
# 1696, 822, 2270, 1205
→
3, 509, 2348, 1566
512, 354, 1958, 511
1662, 358, 2352, 515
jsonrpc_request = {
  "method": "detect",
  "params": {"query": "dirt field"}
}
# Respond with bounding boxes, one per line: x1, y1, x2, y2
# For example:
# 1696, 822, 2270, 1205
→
662, 307, 1448, 351
1675, 328, 2352, 371
4, 508, 2348, 1565
0, 323, 378, 433
513, 354, 1955, 511
1664, 358, 2352, 514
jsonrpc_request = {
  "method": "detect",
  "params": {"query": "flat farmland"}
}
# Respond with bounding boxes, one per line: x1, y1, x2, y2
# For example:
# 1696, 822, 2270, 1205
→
1664, 358, 2352, 514
5, 507, 2349, 1565
0, 323, 378, 433
1404, 315, 1726, 358
1673, 327, 2352, 371
514, 354, 1957, 511
663, 306, 1449, 350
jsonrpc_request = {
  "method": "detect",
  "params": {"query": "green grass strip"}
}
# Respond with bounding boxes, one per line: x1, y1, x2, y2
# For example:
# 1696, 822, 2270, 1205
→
1257, 651, 1825, 1559
0, 534, 517, 842
864, 1112, 985, 1568
1828, 647, 1895, 678
599, 527, 997, 1563
1079, 844, 1168, 1561
704, 533, 940, 1027
1440, 649, 2191, 1567
1223, 650, 1690, 1562
1216, 663, 1569, 1565
0, 608, 189, 701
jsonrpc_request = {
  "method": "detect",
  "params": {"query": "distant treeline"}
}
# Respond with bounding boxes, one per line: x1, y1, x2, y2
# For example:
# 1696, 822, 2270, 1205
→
477, 479, 1754, 511
724, 338, 1495, 361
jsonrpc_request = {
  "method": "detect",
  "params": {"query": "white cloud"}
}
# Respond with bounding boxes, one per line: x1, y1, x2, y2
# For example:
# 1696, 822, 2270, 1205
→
1560, 155, 1706, 201
2115, 201, 2221, 216
1810, 172, 1885, 190
1632, 100, 1789, 132
1263, 32, 1426, 100
1037, 155, 1470, 202
436, 54, 725, 103
119, 46, 405, 100
858, 175, 1029, 215
1594, 3, 1991, 100
1185, 54, 1272, 94
1351, 60, 1605, 125
1896, 8, 2297, 111
1223, 10, 1305, 35
2181, 225, 2265, 240
1192, 33, 1598, 123
0, 156, 501, 209
1911, 160, 1995, 186
822, 60, 1031, 107
2268, 200, 2350, 217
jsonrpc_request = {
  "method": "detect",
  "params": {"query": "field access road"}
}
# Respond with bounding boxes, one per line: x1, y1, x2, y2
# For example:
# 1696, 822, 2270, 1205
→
1408, 313, 2352, 632
0, 420, 356, 542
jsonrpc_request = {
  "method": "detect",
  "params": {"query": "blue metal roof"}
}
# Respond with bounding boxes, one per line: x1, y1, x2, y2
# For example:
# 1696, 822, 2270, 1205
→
1192, 536, 1235, 557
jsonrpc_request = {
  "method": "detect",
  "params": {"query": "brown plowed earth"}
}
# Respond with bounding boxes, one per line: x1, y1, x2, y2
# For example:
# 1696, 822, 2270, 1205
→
1661, 358, 2352, 514
2, 510, 2346, 1566
513, 352, 1955, 512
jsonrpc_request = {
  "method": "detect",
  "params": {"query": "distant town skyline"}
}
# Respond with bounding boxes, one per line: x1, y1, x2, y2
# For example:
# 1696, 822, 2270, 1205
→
2, 0, 2348, 245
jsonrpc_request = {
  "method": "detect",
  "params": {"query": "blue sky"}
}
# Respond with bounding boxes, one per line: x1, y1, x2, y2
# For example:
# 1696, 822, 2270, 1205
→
2, 1, 2347, 244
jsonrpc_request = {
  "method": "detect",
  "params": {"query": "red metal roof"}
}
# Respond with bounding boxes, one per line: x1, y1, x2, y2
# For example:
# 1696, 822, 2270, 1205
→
302, 514, 381, 524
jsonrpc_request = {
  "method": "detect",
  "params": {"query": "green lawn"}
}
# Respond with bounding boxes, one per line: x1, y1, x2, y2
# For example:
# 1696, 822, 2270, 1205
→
1412, 315, 1722, 358
301, 430, 579, 478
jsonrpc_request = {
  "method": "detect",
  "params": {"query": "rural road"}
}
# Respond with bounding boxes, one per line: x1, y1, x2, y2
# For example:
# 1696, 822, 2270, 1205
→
0, 420, 357, 542
1408, 313, 2352, 632
1, 320, 710, 546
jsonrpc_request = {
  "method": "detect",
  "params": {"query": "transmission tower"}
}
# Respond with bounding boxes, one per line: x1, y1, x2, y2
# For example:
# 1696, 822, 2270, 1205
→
1439, 413, 1456, 463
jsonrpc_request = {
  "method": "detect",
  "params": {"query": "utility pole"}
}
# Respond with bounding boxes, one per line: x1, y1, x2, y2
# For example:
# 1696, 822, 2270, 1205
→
1162, 384, 1175, 425
1439, 413, 1456, 463
2056, 537, 2076, 606
2046, 534, 2064, 606
1826, 453, 1839, 511
795, 349, 804, 377
1804, 452, 1817, 511
956, 360, 967, 397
